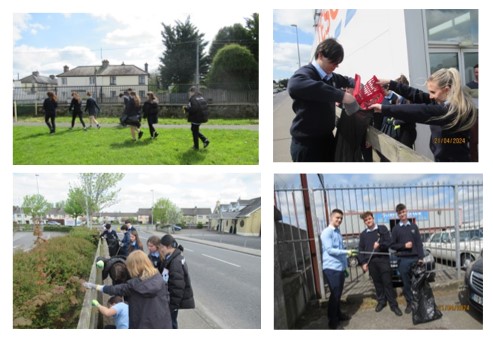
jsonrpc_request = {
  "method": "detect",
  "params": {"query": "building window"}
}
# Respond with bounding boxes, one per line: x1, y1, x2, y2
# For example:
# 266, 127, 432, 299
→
62, 78, 67, 85
425, 9, 478, 44
110, 76, 116, 85
89, 76, 96, 85
240, 220, 245, 227
139, 90, 145, 99
111, 91, 116, 98
139, 75, 145, 85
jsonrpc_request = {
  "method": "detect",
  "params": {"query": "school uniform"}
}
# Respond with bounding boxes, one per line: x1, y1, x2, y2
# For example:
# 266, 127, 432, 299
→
358, 225, 400, 313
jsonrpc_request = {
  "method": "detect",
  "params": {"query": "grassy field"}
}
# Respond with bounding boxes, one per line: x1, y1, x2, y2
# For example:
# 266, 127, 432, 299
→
13, 124, 258, 165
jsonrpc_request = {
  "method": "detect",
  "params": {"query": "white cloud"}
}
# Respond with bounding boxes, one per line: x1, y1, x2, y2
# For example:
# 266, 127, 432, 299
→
273, 9, 316, 34
273, 41, 311, 81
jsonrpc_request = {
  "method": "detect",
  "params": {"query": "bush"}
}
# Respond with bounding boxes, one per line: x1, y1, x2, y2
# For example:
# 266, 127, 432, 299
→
13, 227, 98, 328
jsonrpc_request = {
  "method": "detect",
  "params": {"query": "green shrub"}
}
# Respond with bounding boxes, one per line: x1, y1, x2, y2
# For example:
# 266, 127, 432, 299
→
13, 227, 98, 328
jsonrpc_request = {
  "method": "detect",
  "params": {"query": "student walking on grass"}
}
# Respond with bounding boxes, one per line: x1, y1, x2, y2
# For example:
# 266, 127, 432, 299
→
85, 92, 101, 129
125, 91, 143, 141
43, 91, 58, 134
69, 92, 86, 130
184, 86, 210, 150
142, 91, 159, 139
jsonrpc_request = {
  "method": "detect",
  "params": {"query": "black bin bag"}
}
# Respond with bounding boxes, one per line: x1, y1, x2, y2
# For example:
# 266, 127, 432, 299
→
411, 263, 442, 325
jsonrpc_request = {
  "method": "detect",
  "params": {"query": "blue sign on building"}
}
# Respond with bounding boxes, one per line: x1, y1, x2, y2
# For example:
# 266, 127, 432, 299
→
374, 211, 429, 223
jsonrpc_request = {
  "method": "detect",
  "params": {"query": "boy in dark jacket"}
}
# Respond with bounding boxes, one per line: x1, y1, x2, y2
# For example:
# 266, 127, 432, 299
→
184, 86, 210, 150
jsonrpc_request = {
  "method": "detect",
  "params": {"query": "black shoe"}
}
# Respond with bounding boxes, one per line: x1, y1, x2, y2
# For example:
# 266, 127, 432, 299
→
153, 132, 159, 139
391, 306, 403, 316
138, 131, 143, 139
339, 313, 351, 321
97, 124, 101, 129
375, 303, 386, 312
405, 304, 412, 314
203, 139, 210, 148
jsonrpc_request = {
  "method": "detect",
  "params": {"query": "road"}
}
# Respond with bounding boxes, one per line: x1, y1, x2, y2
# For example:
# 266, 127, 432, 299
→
273, 90, 293, 162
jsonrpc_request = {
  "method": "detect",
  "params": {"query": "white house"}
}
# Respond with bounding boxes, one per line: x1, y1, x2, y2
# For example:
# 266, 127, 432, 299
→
56, 60, 150, 103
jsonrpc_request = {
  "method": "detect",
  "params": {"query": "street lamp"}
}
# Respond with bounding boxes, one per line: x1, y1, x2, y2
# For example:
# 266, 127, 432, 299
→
35, 174, 40, 195
291, 24, 301, 69
151, 189, 154, 228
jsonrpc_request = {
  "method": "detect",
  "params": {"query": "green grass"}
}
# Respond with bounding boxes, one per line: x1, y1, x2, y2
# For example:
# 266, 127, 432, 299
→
13, 125, 258, 164
16, 116, 259, 125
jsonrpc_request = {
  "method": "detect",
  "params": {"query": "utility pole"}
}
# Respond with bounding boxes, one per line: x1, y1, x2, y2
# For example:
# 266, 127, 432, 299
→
291, 24, 301, 69
196, 38, 200, 88
151, 189, 154, 229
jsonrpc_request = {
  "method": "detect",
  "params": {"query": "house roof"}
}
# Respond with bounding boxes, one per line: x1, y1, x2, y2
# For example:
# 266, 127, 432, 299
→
20, 73, 57, 85
57, 64, 148, 77
237, 197, 261, 217
182, 208, 212, 216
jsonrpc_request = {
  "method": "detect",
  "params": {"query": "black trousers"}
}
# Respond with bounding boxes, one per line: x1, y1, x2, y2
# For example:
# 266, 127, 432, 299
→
148, 120, 156, 137
368, 257, 398, 307
323, 268, 345, 329
191, 123, 207, 149
290, 135, 336, 162
71, 111, 86, 128
45, 115, 55, 132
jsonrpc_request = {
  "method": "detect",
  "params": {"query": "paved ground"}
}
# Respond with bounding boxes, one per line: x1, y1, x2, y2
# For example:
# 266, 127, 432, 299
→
13, 121, 259, 131
295, 277, 482, 330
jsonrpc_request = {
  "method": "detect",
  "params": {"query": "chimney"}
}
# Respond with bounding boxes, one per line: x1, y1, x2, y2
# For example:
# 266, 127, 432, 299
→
102, 60, 109, 67
49, 75, 55, 79
145, 62, 148, 72
63, 65, 69, 73
32, 71, 39, 76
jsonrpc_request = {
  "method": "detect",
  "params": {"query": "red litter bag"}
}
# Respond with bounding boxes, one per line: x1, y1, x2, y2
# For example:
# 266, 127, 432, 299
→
353, 74, 385, 110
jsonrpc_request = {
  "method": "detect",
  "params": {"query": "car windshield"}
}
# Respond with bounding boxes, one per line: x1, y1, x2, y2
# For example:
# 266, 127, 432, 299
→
451, 228, 483, 241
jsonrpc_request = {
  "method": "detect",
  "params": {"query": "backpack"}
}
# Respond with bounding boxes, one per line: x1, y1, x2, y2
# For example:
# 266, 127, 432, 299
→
191, 94, 209, 123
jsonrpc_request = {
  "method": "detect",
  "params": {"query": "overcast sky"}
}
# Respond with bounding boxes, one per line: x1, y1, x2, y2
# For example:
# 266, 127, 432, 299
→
13, 11, 256, 79
273, 9, 316, 81
13, 173, 260, 212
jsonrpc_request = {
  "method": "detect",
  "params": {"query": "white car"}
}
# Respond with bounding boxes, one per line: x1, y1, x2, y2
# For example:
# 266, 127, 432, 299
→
424, 228, 482, 268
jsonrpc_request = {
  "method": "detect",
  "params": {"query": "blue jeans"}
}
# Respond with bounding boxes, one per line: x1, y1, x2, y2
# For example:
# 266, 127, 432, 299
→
323, 269, 345, 328
397, 256, 418, 305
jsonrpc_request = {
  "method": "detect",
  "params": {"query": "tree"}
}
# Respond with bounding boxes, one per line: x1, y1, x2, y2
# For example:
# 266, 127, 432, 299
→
64, 186, 87, 223
209, 24, 251, 63
21, 194, 50, 220
153, 198, 183, 229
159, 17, 209, 91
207, 44, 258, 90
209, 13, 259, 64
245, 13, 259, 62
77, 173, 125, 225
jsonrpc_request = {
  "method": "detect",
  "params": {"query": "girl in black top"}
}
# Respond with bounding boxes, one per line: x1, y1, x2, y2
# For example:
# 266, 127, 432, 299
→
69, 92, 86, 130
142, 91, 159, 139
43, 91, 57, 134
370, 68, 477, 161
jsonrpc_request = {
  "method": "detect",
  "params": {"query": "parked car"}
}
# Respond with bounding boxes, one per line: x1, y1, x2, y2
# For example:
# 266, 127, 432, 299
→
463, 249, 483, 313
173, 224, 182, 231
424, 227, 482, 268
389, 250, 435, 287
46, 221, 61, 225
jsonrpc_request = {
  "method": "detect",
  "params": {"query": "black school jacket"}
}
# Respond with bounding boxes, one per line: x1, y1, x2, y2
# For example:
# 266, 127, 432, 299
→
161, 249, 195, 311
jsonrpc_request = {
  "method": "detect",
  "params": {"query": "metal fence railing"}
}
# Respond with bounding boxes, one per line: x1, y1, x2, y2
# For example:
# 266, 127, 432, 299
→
274, 180, 483, 298
13, 85, 258, 105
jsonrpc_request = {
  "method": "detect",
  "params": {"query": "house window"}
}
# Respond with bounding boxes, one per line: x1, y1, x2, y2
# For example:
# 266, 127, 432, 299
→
111, 91, 116, 98
89, 76, 96, 85
240, 220, 245, 227
139, 90, 145, 99
62, 78, 67, 85
139, 75, 145, 85
110, 76, 116, 85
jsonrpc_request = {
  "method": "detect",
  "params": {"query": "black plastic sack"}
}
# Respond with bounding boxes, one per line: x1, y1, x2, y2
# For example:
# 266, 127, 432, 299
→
411, 263, 442, 325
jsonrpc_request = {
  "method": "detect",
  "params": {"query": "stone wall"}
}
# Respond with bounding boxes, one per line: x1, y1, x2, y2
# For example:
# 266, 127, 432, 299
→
29, 103, 258, 119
